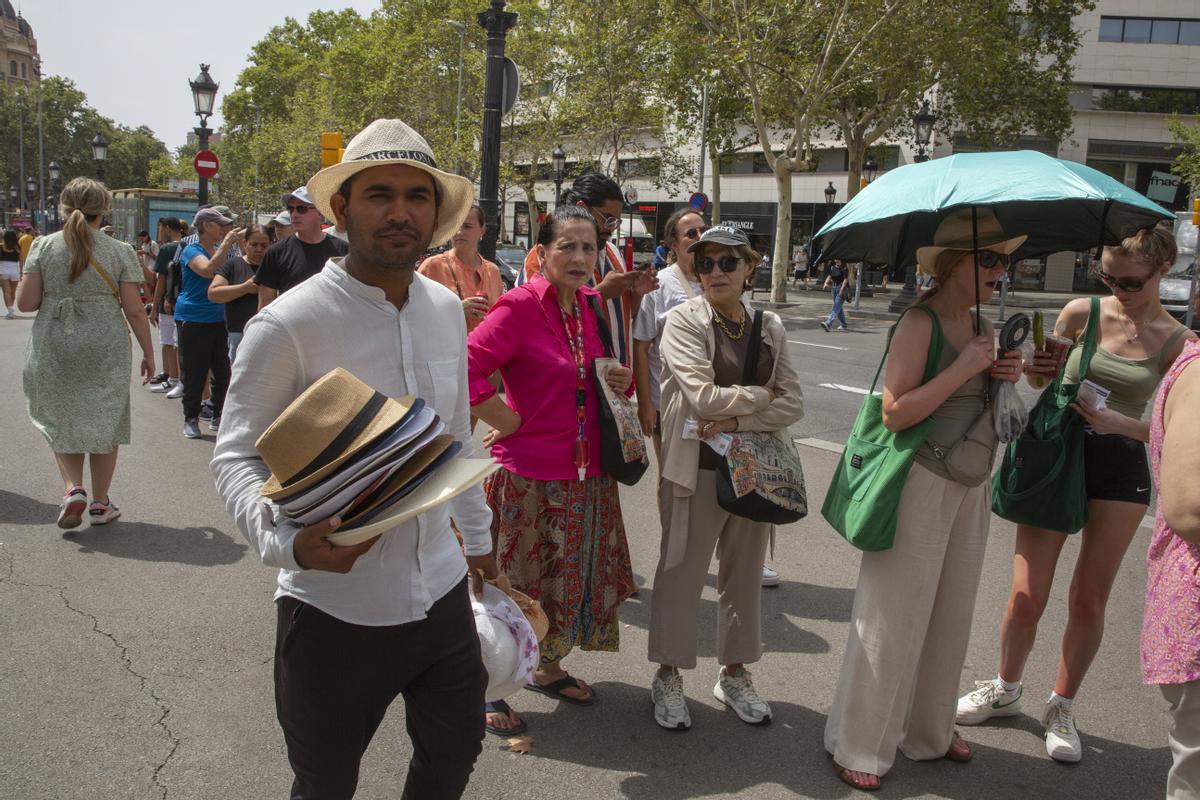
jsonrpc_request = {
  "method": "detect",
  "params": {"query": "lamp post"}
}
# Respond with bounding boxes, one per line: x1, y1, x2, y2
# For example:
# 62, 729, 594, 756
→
863, 154, 878, 184
47, 160, 60, 232
444, 20, 466, 148
552, 143, 566, 207
476, 0, 519, 261
189, 63, 219, 206
824, 181, 836, 207
889, 100, 940, 312
91, 132, 108, 181
26, 175, 36, 226
7, 185, 15, 227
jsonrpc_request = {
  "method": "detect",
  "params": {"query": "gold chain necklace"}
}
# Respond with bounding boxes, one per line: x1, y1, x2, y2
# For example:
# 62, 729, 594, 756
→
712, 307, 746, 341
1115, 308, 1152, 343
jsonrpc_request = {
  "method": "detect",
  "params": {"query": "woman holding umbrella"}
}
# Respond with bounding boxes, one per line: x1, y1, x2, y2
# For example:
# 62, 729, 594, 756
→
825, 208, 1026, 791
957, 223, 1196, 764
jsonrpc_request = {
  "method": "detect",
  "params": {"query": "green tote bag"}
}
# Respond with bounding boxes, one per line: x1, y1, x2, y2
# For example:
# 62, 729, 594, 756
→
991, 297, 1099, 534
822, 304, 944, 551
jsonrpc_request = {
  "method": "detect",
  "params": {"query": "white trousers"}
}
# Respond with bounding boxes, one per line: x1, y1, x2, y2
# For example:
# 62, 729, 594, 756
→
824, 462, 991, 776
1161, 680, 1200, 800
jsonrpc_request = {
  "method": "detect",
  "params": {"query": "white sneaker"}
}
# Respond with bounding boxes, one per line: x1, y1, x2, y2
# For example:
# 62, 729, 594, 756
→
713, 667, 771, 725
150, 379, 175, 394
4, 310, 14, 320
761, 565, 780, 588
956, 679, 1023, 725
57, 487, 88, 529
1041, 700, 1082, 763
183, 418, 202, 439
165, 382, 184, 399
88, 500, 121, 525
651, 669, 691, 730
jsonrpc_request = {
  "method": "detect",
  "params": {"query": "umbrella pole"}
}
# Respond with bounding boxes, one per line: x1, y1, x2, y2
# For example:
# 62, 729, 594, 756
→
972, 206, 981, 336
998, 271, 1008, 323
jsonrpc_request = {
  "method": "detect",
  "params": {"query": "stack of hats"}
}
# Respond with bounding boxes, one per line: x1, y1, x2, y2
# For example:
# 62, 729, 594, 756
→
256, 368, 498, 546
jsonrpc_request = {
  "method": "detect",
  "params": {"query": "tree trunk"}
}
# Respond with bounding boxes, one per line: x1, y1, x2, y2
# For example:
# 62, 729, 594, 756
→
846, 137, 867, 201
770, 161, 793, 304
523, 183, 540, 246
709, 145, 722, 224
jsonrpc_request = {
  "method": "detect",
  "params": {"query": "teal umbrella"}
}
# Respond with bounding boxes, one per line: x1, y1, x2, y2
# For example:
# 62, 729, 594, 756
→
815, 150, 1175, 268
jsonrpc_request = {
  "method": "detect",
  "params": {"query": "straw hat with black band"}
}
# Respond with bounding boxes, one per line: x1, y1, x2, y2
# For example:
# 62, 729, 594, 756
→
915, 207, 1027, 276
306, 118, 475, 248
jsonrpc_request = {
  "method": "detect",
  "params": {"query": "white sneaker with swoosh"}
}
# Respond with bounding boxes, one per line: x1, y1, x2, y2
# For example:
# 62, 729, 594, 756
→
956, 679, 1023, 725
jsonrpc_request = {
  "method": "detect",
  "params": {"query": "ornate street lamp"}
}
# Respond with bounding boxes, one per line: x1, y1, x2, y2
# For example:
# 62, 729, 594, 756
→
48, 160, 61, 184
8, 186, 16, 209
47, 161, 61, 232
91, 132, 109, 180
863, 154, 879, 184
189, 63, 219, 205
552, 143, 566, 207
824, 181, 836, 206
912, 99, 937, 163
26, 175, 35, 201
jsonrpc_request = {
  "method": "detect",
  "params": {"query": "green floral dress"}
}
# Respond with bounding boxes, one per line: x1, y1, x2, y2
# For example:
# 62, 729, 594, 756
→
22, 231, 141, 453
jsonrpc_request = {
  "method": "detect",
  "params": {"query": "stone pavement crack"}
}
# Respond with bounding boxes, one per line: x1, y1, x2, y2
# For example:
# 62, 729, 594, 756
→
0, 541, 180, 799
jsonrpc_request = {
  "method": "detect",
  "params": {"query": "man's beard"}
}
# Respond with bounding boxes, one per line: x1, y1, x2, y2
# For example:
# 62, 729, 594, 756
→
345, 218, 431, 271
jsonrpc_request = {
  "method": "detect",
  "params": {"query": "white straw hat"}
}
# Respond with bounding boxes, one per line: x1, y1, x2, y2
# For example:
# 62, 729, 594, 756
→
306, 119, 475, 248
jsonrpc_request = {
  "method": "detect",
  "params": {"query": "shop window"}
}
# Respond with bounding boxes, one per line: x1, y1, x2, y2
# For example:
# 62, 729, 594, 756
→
1099, 15, 1200, 44
1092, 86, 1200, 115
8, 61, 15, 77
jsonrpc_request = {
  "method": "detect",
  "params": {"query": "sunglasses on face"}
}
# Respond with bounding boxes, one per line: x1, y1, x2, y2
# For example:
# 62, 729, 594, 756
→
1096, 269, 1149, 293
287, 204, 313, 215
590, 208, 621, 232
696, 255, 744, 275
681, 225, 708, 241
974, 250, 1010, 269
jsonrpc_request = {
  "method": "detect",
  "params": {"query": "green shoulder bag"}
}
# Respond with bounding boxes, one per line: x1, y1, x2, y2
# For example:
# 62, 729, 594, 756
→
991, 297, 1100, 534
822, 304, 944, 551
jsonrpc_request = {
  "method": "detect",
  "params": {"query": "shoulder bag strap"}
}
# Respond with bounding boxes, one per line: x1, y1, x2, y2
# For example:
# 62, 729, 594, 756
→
587, 294, 616, 359
740, 310, 765, 385
868, 304, 944, 394
90, 258, 120, 301
1076, 296, 1102, 381
442, 253, 464, 299
673, 265, 696, 300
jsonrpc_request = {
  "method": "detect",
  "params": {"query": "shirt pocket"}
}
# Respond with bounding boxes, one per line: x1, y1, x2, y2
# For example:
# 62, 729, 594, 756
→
427, 358, 462, 423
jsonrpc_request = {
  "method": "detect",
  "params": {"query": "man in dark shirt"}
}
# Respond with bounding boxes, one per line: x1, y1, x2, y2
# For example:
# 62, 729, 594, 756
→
255, 186, 348, 309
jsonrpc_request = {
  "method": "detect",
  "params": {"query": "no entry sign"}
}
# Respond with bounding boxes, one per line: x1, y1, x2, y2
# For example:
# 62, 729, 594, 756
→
688, 192, 708, 211
193, 150, 220, 179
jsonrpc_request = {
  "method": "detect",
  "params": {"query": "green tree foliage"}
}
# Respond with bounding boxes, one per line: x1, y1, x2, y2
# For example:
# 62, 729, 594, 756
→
1168, 115, 1200, 194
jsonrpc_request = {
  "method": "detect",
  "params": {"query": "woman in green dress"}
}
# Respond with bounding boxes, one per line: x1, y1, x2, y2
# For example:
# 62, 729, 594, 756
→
17, 178, 155, 529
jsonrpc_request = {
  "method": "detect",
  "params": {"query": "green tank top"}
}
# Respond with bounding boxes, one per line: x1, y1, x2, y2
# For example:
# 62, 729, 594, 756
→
912, 322, 993, 483
1063, 326, 1188, 419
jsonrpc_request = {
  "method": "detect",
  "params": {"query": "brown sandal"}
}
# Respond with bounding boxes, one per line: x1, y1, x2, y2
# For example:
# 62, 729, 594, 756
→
835, 764, 880, 791
945, 731, 973, 763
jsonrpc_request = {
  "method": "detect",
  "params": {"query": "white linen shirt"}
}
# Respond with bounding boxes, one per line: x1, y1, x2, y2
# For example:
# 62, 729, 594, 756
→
632, 265, 701, 409
211, 259, 494, 626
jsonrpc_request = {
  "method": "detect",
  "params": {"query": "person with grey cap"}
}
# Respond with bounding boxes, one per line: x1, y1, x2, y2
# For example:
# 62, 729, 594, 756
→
647, 224, 804, 731
176, 206, 241, 438
212, 118, 498, 800
255, 186, 347, 309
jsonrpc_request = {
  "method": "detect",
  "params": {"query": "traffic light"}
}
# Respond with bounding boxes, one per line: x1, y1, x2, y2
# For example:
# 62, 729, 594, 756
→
320, 132, 344, 168
1193, 197, 1200, 227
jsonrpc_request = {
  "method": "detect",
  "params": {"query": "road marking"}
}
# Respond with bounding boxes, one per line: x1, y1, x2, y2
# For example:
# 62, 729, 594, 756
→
818, 382, 879, 396
794, 437, 845, 454
788, 339, 847, 351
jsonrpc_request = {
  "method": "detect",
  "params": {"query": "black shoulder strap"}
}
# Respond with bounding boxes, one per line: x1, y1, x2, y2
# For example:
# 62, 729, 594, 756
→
587, 294, 616, 360
740, 310, 765, 385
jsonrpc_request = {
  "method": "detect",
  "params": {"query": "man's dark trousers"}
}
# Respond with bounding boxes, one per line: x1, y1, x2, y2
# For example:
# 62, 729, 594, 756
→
275, 578, 486, 799
175, 319, 229, 420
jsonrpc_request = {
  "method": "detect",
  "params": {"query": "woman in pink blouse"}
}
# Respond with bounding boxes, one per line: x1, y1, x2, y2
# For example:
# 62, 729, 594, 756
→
1144, 337, 1200, 799
468, 204, 636, 737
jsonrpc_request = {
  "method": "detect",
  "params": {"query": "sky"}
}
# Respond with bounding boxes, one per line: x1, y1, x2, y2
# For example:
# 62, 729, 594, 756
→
23, 0, 380, 151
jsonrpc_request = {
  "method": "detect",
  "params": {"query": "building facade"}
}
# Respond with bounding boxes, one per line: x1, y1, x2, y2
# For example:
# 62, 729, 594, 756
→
0, 1, 37, 87
504, 2, 1199, 291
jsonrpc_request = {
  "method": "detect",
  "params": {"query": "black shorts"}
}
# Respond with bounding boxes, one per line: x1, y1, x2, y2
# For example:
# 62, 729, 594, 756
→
1083, 430, 1151, 506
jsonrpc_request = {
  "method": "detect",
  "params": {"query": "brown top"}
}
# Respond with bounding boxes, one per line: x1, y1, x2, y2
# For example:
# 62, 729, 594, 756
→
699, 311, 775, 470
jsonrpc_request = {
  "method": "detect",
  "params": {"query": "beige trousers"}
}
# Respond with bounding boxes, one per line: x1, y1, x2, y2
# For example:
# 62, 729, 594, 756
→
824, 462, 991, 776
647, 470, 771, 669
1161, 681, 1200, 800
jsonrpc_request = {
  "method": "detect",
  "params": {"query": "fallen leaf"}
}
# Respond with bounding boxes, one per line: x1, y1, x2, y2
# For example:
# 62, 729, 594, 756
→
505, 735, 534, 755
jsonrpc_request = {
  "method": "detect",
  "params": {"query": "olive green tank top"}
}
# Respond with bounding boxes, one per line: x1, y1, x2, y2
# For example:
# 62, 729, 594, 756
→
1063, 326, 1188, 419
912, 334, 993, 482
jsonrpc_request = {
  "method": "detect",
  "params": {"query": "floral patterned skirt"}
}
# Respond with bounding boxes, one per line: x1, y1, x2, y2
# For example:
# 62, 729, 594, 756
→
486, 469, 634, 665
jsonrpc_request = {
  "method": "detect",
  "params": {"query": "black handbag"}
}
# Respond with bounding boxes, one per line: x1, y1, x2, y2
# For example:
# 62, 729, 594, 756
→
586, 296, 649, 486
716, 310, 808, 524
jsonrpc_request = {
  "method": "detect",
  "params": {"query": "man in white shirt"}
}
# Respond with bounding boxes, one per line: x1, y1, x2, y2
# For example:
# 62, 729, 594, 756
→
212, 118, 496, 800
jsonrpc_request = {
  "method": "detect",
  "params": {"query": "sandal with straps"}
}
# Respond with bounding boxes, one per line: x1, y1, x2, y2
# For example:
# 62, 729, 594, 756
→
834, 764, 880, 792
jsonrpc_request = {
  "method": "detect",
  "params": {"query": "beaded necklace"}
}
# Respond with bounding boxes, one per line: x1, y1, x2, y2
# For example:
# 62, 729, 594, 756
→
559, 299, 590, 480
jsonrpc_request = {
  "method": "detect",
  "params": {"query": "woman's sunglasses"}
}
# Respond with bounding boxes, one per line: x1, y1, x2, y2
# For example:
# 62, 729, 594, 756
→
696, 256, 744, 275
1096, 269, 1150, 293
973, 250, 1010, 269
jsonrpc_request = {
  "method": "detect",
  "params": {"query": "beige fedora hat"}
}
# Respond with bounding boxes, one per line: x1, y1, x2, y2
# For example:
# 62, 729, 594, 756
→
915, 207, 1028, 275
256, 368, 415, 501
306, 118, 475, 248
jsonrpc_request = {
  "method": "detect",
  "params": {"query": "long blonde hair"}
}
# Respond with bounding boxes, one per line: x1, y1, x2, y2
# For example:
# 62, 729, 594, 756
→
59, 177, 111, 283
917, 249, 964, 304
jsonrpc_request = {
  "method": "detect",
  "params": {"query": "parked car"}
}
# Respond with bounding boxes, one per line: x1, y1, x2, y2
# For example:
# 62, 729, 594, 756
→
493, 245, 527, 292
1162, 212, 1199, 330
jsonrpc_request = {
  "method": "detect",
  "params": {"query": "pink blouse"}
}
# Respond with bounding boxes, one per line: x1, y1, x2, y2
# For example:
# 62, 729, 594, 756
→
1142, 338, 1200, 685
468, 280, 624, 482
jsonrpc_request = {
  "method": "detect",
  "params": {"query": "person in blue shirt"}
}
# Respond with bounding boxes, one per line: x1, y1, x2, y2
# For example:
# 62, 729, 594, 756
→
176, 207, 241, 439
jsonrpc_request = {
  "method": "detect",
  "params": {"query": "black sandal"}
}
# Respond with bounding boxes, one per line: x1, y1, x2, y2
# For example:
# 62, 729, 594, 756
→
524, 675, 595, 706
484, 699, 527, 736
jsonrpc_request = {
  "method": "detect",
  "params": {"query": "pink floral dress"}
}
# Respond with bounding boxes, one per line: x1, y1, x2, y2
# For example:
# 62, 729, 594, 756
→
1142, 338, 1200, 685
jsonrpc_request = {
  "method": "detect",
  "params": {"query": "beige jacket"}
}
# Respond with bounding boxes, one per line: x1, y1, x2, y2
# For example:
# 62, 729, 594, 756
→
658, 295, 805, 497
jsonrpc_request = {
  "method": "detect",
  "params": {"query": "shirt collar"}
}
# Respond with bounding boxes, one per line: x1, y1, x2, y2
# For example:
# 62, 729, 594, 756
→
323, 257, 428, 312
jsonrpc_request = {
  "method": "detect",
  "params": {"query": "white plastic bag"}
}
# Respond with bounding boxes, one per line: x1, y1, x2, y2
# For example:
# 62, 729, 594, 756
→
994, 343, 1032, 442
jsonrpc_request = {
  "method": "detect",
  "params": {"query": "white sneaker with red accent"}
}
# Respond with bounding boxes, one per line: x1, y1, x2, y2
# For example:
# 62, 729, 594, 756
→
88, 500, 121, 526
57, 488, 88, 529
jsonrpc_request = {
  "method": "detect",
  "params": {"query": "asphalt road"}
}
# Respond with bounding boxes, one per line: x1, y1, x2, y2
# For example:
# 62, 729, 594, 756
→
0, 309, 1170, 800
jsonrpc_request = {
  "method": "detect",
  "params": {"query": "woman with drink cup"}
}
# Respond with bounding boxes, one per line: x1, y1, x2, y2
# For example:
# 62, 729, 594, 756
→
418, 204, 504, 330
958, 222, 1197, 765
